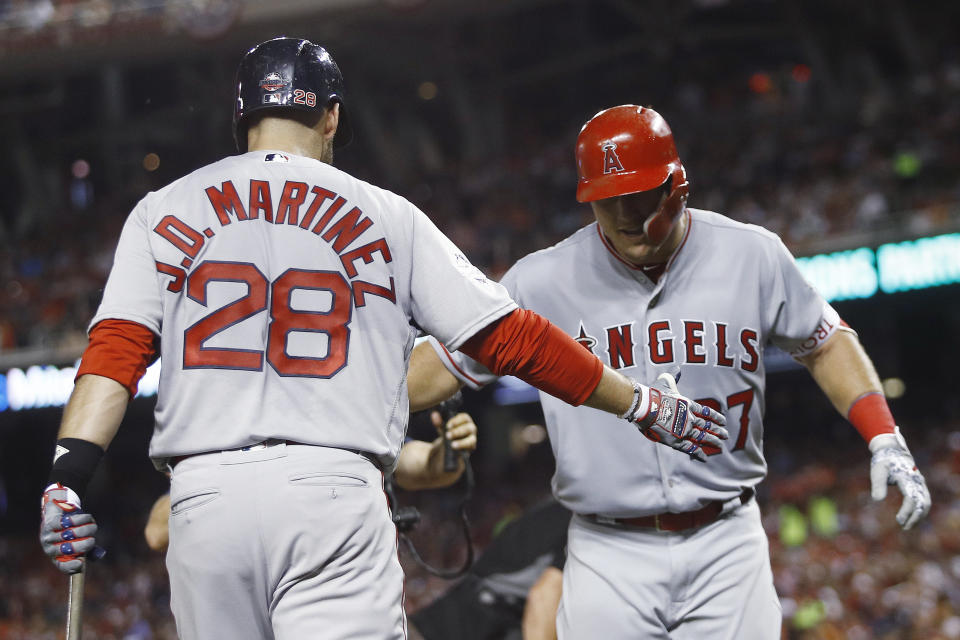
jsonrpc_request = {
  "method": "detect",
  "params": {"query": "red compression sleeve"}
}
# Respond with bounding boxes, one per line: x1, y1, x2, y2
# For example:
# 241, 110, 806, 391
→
76, 319, 159, 396
459, 309, 604, 406
847, 391, 896, 442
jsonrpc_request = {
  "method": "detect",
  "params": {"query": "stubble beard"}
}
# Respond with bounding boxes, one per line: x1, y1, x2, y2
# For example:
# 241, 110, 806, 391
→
321, 139, 334, 165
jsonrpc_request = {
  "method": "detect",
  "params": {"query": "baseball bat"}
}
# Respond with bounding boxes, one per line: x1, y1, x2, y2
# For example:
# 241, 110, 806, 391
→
66, 563, 85, 640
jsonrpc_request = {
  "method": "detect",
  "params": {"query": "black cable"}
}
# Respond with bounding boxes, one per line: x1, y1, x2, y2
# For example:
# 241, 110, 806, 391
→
386, 392, 476, 579
398, 458, 475, 579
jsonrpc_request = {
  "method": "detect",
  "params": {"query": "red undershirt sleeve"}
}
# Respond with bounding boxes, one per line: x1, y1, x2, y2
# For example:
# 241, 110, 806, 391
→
76, 319, 159, 397
459, 308, 604, 406
847, 391, 896, 443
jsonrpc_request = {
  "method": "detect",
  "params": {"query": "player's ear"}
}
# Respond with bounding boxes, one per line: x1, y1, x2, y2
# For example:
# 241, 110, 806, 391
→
323, 103, 340, 142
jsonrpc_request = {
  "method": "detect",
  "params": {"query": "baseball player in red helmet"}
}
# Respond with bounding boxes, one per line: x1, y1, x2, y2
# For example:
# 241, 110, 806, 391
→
409, 104, 931, 638
38, 40, 727, 639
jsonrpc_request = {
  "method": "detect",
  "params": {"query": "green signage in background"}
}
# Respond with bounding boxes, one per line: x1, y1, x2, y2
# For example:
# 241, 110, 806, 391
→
876, 233, 960, 294
796, 247, 878, 301
796, 232, 960, 302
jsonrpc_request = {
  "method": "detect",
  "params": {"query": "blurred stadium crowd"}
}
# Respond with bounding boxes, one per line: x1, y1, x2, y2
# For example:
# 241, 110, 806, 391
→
1, 33, 959, 352
0, 0, 239, 46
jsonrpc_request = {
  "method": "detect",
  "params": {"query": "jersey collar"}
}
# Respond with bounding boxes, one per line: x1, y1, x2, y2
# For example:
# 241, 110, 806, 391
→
595, 209, 692, 276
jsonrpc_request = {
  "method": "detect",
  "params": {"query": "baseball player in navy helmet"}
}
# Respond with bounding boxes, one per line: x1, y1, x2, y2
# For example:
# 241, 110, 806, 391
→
39, 39, 726, 640
409, 104, 931, 638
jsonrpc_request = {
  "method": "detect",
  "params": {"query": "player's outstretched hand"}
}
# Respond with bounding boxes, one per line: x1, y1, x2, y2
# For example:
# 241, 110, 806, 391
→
40, 484, 99, 574
624, 373, 728, 462
869, 428, 931, 530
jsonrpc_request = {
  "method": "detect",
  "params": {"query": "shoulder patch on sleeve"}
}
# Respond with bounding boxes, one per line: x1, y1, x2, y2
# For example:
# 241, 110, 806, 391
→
789, 304, 842, 358
453, 250, 490, 284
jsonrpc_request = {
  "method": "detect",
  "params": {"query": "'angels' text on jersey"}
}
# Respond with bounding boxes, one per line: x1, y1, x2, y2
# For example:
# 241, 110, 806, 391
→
428, 210, 842, 516
576, 319, 760, 372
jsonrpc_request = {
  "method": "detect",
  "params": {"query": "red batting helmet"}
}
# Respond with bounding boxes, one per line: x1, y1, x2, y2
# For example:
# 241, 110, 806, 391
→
575, 105, 689, 244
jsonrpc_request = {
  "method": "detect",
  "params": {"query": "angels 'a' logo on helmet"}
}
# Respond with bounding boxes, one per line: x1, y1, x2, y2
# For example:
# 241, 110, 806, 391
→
260, 72, 286, 92
602, 142, 625, 174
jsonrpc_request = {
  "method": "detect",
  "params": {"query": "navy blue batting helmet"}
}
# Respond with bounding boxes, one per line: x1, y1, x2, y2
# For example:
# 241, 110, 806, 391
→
233, 37, 352, 152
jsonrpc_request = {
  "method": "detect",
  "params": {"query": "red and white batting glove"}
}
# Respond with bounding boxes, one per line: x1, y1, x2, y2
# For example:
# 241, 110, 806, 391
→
39, 484, 99, 574
869, 428, 931, 530
623, 372, 728, 462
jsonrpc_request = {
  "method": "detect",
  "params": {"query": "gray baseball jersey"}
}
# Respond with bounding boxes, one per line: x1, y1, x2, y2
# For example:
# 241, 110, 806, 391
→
431, 208, 840, 517
91, 150, 516, 466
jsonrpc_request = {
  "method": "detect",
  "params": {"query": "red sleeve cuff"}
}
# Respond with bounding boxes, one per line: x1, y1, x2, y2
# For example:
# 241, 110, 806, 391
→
460, 309, 604, 406
847, 391, 896, 443
76, 319, 159, 396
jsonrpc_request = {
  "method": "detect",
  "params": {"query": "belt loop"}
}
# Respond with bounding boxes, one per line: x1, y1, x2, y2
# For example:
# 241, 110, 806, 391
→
654, 514, 661, 531
720, 488, 752, 517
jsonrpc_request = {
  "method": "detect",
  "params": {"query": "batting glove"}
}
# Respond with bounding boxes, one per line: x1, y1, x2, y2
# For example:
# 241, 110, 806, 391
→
623, 372, 729, 462
869, 427, 931, 530
40, 484, 98, 574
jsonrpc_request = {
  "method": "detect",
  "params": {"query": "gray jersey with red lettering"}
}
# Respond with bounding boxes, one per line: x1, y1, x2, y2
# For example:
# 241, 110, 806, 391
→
430, 208, 839, 516
91, 150, 516, 466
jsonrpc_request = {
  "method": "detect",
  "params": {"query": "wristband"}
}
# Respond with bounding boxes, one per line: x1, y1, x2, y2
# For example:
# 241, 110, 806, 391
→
619, 380, 651, 422
47, 438, 105, 501
847, 392, 896, 444
43, 483, 83, 508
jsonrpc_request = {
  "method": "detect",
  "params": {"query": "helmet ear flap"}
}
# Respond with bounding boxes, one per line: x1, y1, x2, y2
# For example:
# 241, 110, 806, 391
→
642, 164, 689, 245
670, 164, 689, 198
